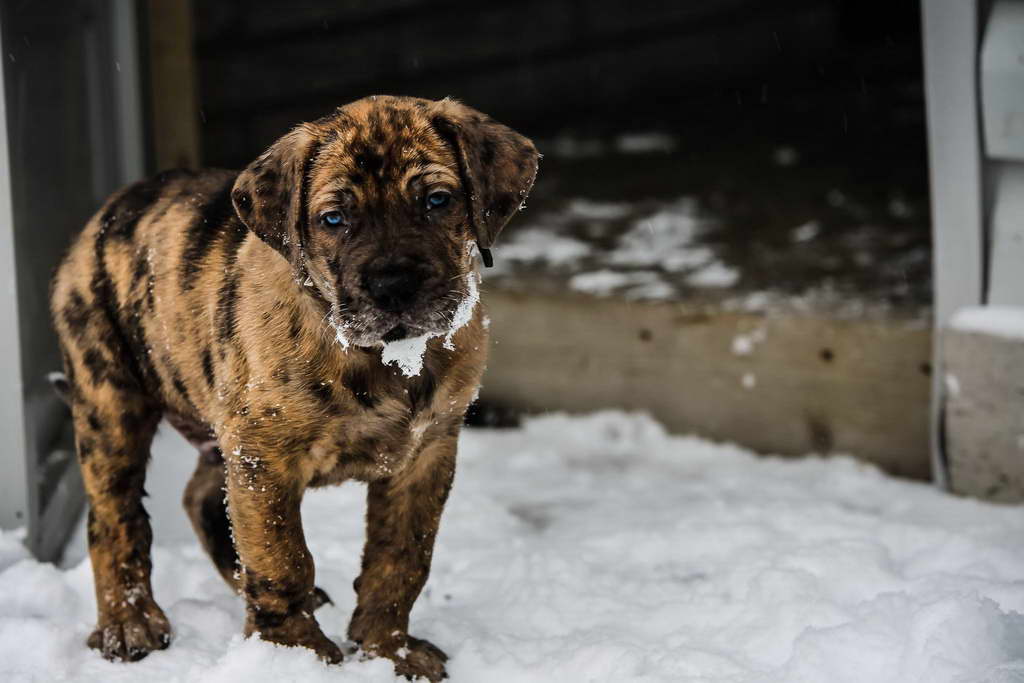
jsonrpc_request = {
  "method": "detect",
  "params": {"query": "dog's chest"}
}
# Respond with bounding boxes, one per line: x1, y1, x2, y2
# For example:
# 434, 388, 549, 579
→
303, 373, 454, 485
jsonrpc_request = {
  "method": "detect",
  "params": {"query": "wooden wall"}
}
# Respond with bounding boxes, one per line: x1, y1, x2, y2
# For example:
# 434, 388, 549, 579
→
191, 0, 923, 168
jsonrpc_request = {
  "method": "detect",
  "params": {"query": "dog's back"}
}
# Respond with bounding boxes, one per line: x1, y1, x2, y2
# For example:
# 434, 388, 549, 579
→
52, 168, 244, 419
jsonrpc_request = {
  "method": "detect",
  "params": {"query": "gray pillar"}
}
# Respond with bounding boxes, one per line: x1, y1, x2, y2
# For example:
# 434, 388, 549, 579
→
0, 0, 146, 560
922, 0, 985, 489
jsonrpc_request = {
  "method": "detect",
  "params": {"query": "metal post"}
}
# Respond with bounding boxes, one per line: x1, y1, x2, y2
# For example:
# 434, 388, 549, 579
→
0, 16, 29, 532
921, 0, 986, 488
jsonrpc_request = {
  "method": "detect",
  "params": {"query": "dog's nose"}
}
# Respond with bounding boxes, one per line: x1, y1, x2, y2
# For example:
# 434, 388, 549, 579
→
362, 261, 426, 312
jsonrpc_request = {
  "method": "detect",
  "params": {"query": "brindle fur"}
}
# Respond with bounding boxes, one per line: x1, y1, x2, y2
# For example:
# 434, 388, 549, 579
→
50, 95, 539, 680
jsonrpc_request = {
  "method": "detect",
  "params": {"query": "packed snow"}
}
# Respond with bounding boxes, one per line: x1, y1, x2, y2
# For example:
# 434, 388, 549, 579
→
950, 306, 1024, 341
378, 272, 480, 377
492, 228, 591, 267
494, 197, 744, 299
379, 333, 433, 377
3, 411, 1024, 682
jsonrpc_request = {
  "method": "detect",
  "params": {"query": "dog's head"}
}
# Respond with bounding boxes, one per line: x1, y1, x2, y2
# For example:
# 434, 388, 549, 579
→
231, 95, 539, 347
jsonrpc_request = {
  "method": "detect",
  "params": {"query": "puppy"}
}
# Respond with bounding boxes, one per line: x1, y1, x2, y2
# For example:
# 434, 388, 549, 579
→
49, 95, 539, 681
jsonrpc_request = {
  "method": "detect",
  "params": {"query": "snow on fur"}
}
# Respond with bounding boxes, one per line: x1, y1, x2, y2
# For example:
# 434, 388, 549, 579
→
3, 411, 1024, 682
379, 271, 480, 377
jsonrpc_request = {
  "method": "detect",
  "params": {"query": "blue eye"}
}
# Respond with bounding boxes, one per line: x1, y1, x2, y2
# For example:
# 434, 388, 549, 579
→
321, 211, 343, 227
427, 192, 451, 209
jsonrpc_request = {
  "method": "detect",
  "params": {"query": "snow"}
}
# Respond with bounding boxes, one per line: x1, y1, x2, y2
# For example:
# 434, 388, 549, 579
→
497, 199, 737, 298
791, 221, 820, 243
547, 135, 608, 160
494, 228, 592, 266
379, 332, 432, 377
607, 199, 707, 271
570, 269, 674, 299
731, 328, 766, 356
496, 196, 745, 299
329, 303, 351, 350
442, 271, 480, 351
5, 410, 1024, 682
686, 261, 741, 288
563, 198, 633, 222
615, 132, 677, 155
945, 373, 961, 398
949, 306, 1024, 341
544, 133, 677, 159
380, 272, 480, 376
773, 146, 800, 167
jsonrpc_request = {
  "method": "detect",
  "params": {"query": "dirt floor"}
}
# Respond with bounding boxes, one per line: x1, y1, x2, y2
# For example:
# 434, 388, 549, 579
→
496, 86, 932, 318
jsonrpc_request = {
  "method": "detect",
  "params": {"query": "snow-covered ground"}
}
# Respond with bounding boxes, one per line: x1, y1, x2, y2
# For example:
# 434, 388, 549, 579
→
3, 411, 1024, 682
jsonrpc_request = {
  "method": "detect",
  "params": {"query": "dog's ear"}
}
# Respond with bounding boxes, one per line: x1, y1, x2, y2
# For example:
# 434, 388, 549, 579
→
231, 124, 319, 263
431, 101, 540, 263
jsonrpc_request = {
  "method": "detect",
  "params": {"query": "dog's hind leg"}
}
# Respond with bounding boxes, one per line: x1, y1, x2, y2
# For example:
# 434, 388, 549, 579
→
182, 451, 239, 588
64, 361, 169, 661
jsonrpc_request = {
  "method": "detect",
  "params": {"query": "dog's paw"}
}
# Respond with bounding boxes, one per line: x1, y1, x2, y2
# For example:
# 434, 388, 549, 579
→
364, 634, 448, 682
397, 635, 449, 681
297, 629, 345, 665
86, 602, 171, 662
250, 616, 344, 664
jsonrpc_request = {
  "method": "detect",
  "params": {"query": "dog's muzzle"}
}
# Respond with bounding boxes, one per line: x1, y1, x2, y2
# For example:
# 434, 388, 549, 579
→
360, 256, 435, 313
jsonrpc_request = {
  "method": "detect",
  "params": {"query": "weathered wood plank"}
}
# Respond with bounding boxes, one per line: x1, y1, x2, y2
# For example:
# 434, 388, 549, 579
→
482, 290, 932, 478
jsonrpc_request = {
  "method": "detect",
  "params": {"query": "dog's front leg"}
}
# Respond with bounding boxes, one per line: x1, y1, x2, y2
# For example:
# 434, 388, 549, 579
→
350, 437, 456, 682
223, 444, 343, 663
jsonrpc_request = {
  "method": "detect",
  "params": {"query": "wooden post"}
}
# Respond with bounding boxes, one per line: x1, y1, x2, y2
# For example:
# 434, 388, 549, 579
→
146, 0, 201, 170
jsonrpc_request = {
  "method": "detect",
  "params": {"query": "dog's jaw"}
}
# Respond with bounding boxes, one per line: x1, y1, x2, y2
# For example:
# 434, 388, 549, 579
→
325, 261, 480, 351
327, 270, 480, 378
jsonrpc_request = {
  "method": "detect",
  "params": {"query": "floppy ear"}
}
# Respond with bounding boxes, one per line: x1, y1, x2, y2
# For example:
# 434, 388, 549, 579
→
431, 101, 540, 266
231, 124, 319, 264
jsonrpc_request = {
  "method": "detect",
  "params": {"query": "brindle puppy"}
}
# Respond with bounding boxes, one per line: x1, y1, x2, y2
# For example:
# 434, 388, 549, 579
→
49, 95, 539, 681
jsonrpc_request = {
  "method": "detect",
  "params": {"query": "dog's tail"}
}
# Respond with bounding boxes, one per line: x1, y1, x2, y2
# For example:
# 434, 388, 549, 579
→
48, 371, 72, 406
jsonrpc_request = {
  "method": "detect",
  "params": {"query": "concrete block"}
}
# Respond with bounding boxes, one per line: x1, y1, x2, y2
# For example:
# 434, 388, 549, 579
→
944, 307, 1024, 501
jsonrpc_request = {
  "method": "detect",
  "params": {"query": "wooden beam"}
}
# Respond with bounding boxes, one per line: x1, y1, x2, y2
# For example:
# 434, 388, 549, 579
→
146, 0, 201, 170
482, 291, 932, 480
